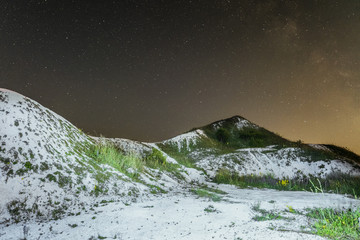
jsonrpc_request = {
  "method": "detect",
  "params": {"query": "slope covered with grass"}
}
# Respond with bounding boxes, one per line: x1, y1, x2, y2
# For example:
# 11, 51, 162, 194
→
0, 89, 152, 223
157, 115, 360, 195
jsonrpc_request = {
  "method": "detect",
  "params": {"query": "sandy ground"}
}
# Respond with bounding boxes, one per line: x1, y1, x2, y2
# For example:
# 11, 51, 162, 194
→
1, 184, 359, 240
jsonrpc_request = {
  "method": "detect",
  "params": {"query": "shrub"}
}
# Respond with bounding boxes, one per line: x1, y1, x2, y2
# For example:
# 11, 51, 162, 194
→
215, 128, 230, 144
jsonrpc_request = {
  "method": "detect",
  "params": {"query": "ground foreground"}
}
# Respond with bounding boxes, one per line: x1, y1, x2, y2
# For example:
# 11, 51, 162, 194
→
1, 184, 359, 240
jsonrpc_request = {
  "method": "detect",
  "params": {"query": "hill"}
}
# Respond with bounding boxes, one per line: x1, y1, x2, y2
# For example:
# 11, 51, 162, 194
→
0, 89, 202, 223
157, 115, 360, 179
0, 89, 360, 240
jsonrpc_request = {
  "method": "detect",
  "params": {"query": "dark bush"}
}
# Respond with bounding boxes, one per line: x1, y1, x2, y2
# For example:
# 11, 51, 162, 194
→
215, 128, 230, 144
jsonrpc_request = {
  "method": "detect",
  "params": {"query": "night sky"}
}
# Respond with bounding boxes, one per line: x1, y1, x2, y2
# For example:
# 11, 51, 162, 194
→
1, 1, 360, 154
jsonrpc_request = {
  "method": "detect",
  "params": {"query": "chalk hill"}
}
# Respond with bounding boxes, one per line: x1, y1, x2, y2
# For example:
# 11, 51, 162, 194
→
1, 89, 359, 224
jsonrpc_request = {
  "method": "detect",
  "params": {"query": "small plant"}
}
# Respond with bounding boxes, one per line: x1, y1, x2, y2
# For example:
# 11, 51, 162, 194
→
251, 202, 284, 221
191, 188, 222, 202
204, 205, 219, 213
286, 205, 295, 213
197, 184, 227, 195
278, 179, 289, 187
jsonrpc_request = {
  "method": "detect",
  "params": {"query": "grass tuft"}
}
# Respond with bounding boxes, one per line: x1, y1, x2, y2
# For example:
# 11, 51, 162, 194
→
191, 188, 222, 202
85, 140, 144, 179
251, 202, 284, 221
307, 207, 360, 239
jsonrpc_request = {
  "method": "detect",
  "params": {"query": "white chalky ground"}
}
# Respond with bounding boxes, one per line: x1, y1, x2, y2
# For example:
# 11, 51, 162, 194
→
1, 184, 359, 240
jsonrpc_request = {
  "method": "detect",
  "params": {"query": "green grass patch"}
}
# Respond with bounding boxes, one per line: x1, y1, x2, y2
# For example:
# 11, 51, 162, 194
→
148, 184, 167, 194
157, 143, 199, 169
202, 117, 294, 149
251, 203, 284, 221
85, 140, 144, 179
145, 148, 180, 173
197, 184, 228, 195
191, 188, 222, 202
213, 168, 360, 197
306, 207, 360, 239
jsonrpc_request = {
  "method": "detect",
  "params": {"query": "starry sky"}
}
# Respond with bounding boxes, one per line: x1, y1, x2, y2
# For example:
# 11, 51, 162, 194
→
1, 1, 360, 154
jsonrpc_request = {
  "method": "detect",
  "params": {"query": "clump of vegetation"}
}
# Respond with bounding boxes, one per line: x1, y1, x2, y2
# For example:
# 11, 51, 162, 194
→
324, 144, 360, 164
251, 203, 284, 221
146, 148, 168, 168
24, 161, 32, 169
197, 184, 227, 195
215, 128, 230, 144
306, 207, 360, 239
213, 168, 360, 197
157, 143, 199, 169
204, 205, 219, 213
298, 180, 360, 239
7, 199, 42, 223
145, 148, 181, 175
203, 119, 293, 149
191, 188, 222, 202
85, 140, 144, 179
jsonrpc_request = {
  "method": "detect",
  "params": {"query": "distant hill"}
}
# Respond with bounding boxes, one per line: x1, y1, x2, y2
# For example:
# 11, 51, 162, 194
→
157, 115, 360, 179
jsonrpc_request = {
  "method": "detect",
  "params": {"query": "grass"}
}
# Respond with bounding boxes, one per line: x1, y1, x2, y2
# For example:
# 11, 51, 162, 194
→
304, 179, 360, 239
251, 202, 285, 221
84, 140, 185, 187
201, 116, 295, 149
306, 207, 360, 239
247, 174, 360, 239
324, 144, 360, 165
145, 148, 181, 174
197, 184, 228, 195
213, 168, 360, 197
157, 143, 199, 169
191, 188, 222, 202
85, 140, 144, 179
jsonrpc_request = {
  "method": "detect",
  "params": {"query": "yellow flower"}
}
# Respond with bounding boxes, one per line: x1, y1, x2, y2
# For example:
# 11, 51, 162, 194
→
278, 179, 289, 187
286, 205, 294, 213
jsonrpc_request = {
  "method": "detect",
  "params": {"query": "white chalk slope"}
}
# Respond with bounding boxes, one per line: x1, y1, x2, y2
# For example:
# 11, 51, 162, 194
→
0, 89, 157, 223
